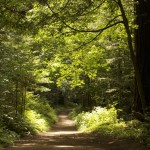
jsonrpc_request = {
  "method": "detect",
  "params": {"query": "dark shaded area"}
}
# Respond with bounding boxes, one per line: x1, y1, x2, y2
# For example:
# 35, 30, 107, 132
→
134, 0, 150, 113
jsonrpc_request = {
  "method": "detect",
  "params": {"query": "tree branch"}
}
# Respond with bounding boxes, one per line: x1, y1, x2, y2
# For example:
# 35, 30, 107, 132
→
46, 2, 123, 33
73, 32, 102, 52
59, 0, 70, 13
80, 0, 105, 17
62, 20, 123, 33
70, 15, 122, 51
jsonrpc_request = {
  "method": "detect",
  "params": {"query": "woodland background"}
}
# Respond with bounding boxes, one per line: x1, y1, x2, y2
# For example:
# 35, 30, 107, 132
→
0, 0, 150, 148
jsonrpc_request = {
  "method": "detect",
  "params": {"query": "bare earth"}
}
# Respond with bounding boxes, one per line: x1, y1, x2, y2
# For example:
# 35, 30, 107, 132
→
5, 109, 149, 150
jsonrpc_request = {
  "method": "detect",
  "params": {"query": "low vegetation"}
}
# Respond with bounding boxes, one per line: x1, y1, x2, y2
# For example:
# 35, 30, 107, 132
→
0, 92, 57, 147
71, 106, 150, 145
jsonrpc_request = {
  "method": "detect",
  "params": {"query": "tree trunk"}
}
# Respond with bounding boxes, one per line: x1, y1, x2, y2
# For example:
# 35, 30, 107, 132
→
15, 80, 18, 115
118, 0, 146, 113
134, 0, 150, 112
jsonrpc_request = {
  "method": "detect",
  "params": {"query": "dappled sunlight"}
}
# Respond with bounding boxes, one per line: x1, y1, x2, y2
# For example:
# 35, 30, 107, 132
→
54, 145, 74, 148
11, 144, 105, 150
5, 110, 148, 150
12, 143, 37, 147
56, 115, 75, 126
1, 0, 149, 149
6, 111, 104, 150
54, 145, 105, 150
45, 130, 82, 136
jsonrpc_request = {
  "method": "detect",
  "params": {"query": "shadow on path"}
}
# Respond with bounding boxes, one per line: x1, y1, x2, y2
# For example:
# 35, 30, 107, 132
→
5, 109, 148, 150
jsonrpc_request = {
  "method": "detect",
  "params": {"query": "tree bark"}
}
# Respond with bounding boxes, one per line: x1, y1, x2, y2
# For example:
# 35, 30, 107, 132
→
117, 0, 146, 113
15, 80, 18, 115
134, 0, 150, 112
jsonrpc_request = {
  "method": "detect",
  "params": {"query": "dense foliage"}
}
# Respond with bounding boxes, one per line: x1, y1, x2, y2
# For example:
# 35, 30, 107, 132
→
0, 92, 57, 146
71, 106, 150, 145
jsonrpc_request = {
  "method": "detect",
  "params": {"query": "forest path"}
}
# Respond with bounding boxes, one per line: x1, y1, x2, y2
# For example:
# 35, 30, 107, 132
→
5, 108, 148, 150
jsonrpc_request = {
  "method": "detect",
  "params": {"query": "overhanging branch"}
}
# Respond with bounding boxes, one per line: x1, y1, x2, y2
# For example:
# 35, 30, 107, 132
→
73, 32, 102, 52
62, 21, 123, 33
46, 2, 123, 33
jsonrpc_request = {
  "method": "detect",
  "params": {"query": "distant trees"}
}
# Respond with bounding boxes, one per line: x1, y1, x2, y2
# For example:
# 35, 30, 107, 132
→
40, 0, 134, 110
0, 0, 36, 117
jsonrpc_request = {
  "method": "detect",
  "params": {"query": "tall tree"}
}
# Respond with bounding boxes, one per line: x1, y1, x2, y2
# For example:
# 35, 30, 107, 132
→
133, 0, 150, 113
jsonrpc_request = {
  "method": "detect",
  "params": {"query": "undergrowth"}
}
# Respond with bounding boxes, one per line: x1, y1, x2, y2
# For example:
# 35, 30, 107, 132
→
0, 126, 17, 146
71, 106, 150, 145
25, 92, 58, 134
0, 92, 58, 148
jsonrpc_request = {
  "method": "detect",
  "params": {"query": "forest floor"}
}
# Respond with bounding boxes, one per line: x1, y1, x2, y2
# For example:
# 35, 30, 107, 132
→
4, 109, 149, 150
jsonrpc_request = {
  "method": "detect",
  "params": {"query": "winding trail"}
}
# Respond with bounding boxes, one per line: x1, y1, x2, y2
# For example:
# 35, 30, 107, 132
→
5, 109, 148, 150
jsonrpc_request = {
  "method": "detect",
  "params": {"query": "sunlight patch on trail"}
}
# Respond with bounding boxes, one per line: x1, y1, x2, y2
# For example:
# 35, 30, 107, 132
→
44, 130, 82, 136
54, 145, 104, 150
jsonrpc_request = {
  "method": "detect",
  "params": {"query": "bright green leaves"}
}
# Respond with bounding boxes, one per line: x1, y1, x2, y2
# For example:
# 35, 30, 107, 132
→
0, 0, 135, 111
0, 1, 141, 145
26, 1, 51, 24
57, 64, 84, 89
82, 46, 101, 79
0, 0, 34, 30
20, 0, 134, 110
54, 37, 106, 89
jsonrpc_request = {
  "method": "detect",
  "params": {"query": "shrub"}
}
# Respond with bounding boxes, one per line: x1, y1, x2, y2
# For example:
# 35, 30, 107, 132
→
25, 92, 58, 133
26, 92, 57, 123
0, 92, 58, 148
2, 113, 33, 136
0, 126, 17, 146
74, 106, 150, 141
25, 110, 49, 133
75, 107, 118, 131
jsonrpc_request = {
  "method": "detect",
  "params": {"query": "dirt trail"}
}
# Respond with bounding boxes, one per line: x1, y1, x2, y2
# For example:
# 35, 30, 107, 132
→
5, 109, 148, 150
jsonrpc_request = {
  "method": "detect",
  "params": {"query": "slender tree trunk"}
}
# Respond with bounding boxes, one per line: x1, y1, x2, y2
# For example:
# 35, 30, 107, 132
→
117, 0, 146, 113
15, 80, 18, 115
117, 49, 122, 104
24, 86, 27, 114
21, 86, 26, 116
21, 87, 24, 116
